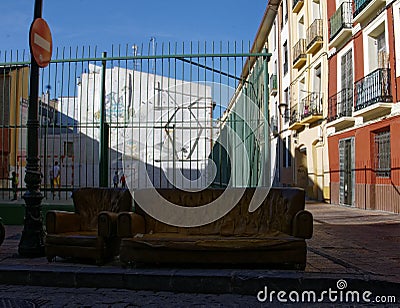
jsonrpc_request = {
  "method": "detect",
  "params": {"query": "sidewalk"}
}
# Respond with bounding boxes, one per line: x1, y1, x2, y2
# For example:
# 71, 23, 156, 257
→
0, 202, 399, 296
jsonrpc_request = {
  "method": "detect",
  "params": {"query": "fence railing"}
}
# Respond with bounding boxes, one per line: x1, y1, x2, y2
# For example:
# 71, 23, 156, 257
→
293, 39, 307, 65
354, 68, 392, 111
354, 0, 373, 18
328, 88, 353, 122
300, 92, 323, 119
306, 19, 323, 50
329, 158, 400, 213
0, 43, 271, 200
329, 2, 353, 41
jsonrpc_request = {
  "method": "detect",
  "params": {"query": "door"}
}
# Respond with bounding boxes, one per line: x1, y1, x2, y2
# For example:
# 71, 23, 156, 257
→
339, 138, 355, 206
340, 49, 353, 116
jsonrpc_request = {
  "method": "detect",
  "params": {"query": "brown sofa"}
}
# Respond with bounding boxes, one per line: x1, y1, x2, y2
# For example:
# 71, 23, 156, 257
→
45, 187, 132, 264
117, 187, 313, 269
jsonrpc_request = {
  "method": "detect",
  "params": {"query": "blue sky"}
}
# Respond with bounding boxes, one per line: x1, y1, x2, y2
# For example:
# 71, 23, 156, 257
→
0, 1, 267, 55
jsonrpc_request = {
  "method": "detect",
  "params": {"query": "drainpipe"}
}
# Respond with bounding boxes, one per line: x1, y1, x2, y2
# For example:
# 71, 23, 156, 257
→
263, 46, 271, 187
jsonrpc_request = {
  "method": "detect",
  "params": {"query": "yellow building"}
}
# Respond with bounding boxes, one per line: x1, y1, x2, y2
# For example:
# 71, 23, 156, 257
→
0, 65, 29, 188
287, 0, 329, 201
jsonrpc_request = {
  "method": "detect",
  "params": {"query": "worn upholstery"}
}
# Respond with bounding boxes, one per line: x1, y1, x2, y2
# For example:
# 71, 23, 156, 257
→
45, 188, 132, 264
118, 187, 313, 269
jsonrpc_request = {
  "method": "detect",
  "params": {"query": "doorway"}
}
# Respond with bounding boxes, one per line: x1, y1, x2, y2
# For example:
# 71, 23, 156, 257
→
339, 138, 355, 206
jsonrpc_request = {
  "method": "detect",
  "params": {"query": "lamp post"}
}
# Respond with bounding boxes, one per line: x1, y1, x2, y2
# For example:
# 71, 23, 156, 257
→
18, 0, 45, 257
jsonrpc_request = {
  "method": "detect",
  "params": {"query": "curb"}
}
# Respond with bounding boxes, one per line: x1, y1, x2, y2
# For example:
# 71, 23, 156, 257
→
0, 265, 399, 297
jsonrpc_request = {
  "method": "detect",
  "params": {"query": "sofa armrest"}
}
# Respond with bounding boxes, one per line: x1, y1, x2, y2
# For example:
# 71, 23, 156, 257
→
98, 211, 118, 238
292, 210, 313, 239
46, 211, 81, 234
117, 212, 145, 238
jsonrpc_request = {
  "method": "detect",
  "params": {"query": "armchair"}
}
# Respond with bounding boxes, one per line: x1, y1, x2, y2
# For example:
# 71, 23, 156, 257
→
45, 187, 132, 264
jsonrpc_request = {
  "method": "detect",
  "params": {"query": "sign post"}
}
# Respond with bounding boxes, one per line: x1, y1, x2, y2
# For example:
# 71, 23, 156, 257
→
18, 0, 52, 257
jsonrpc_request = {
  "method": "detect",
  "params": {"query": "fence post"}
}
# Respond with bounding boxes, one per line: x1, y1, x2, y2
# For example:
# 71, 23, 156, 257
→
99, 52, 109, 187
263, 47, 270, 186
364, 164, 367, 210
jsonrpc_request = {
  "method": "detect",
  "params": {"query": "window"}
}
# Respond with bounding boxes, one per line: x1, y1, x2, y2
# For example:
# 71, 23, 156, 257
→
284, 87, 290, 123
314, 64, 321, 94
284, 0, 288, 23
374, 130, 391, 177
312, 0, 321, 20
283, 136, 292, 168
366, 23, 386, 71
283, 42, 288, 75
273, 21, 277, 51
298, 16, 304, 40
64, 141, 74, 157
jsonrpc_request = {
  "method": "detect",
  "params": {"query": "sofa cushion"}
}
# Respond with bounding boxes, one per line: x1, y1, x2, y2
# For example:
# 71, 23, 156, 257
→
121, 231, 304, 250
46, 231, 100, 247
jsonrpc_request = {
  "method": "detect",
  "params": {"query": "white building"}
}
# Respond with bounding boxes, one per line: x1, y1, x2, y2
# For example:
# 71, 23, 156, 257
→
77, 65, 214, 189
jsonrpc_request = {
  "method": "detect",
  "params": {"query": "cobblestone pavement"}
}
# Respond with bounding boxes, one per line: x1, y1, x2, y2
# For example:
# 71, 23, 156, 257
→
0, 285, 263, 308
305, 202, 400, 283
0, 284, 398, 307
0, 202, 399, 307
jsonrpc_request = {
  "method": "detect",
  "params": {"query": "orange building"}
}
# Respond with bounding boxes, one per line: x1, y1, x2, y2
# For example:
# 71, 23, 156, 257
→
326, 0, 400, 213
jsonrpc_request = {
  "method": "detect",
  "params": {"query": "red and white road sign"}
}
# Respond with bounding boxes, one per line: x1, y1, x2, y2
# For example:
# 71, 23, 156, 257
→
29, 18, 52, 68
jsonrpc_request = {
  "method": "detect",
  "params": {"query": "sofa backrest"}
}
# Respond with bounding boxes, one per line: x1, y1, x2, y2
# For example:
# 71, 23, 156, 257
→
73, 188, 133, 230
134, 187, 305, 236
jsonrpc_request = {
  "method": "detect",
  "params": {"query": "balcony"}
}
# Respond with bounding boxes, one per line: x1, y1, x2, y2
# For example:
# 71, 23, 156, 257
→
353, 0, 386, 24
270, 74, 278, 96
288, 105, 304, 130
293, 39, 307, 69
306, 19, 323, 54
300, 92, 323, 124
353, 68, 392, 120
293, 0, 304, 13
329, 2, 352, 47
327, 88, 355, 130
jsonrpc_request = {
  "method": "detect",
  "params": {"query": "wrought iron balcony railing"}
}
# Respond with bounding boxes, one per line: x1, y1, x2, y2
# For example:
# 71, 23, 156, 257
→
353, 0, 373, 18
306, 19, 323, 50
328, 88, 353, 122
300, 92, 323, 119
293, 39, 307, 65
329, 2, 352, 41
354, 68, 392, 111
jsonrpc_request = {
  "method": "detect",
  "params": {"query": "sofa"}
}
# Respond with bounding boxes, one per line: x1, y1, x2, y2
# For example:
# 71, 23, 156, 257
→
45, 187, 132, 264
117, 187, 313, 269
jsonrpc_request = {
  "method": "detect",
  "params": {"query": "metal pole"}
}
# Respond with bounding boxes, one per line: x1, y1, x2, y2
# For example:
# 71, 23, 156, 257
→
99, 52, 108, 187
263, 47, 270, 187
18, 0, 45, 257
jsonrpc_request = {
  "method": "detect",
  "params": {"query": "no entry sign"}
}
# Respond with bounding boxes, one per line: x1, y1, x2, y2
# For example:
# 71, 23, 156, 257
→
29, 18, 52, 68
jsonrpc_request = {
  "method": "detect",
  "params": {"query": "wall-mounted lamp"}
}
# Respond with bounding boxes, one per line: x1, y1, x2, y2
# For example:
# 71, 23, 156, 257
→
278, 103, 288, 119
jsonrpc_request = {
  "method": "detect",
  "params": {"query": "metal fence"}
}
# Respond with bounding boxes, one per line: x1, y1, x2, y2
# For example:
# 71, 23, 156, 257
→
0, 42, 271, 200
329, 157, 400, 213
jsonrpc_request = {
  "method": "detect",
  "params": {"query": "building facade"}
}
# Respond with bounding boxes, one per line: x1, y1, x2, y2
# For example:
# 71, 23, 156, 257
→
265, 0, 330, 201
326, 0, 400, 213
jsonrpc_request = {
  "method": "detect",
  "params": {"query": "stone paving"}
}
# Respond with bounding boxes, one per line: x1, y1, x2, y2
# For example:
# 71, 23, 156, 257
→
0, 202, 399, 306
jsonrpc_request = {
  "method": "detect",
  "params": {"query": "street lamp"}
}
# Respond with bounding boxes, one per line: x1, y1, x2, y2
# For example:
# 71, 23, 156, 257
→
18, 0, 45, 257
278, 103, 288, 121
